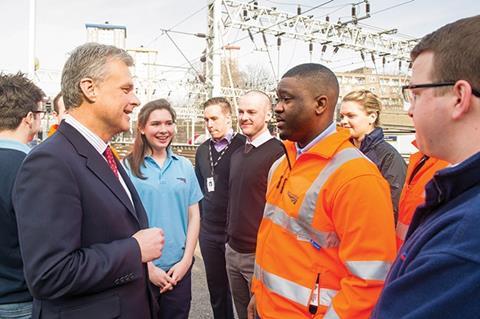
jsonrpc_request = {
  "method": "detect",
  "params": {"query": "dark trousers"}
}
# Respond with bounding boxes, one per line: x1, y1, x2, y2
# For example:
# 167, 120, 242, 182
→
199, 227, 234, 319
154, 265, 193, 319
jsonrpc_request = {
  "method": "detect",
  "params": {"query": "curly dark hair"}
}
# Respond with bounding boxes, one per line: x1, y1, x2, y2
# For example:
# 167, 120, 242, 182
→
0, 72, 45, 131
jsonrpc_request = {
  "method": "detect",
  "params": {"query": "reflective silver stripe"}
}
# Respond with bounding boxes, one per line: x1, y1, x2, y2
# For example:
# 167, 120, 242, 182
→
264, 203, 340, 248
254, 263, 311, 306
267, 155, 285, 185
298, 148, 365, 224
396, 221, 409, 241
319, 288, 338, 307
324, 305, 341, 319
346, 260, 391, 281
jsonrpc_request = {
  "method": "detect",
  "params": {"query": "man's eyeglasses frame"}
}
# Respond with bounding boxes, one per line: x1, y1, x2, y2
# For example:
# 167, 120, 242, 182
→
402, 81, 480, 104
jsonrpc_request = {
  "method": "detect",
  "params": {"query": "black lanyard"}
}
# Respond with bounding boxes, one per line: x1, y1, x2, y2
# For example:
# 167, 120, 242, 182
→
208, 134, 235, 176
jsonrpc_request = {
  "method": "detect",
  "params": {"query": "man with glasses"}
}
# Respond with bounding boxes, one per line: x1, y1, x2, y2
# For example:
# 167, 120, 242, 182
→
373, 15, 480, 318
0, 72, 45, 319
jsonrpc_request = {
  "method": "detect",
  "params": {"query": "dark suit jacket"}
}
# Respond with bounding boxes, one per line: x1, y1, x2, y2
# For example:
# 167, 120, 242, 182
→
13, 122, 158, 319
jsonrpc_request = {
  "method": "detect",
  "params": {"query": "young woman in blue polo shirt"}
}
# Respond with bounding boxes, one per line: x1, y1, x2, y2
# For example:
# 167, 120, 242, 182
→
124, 99, 202, 319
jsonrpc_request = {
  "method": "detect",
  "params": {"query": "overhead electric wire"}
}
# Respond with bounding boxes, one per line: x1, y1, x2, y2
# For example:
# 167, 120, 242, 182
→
369, 0, 416, 16
164, 31, 203, 79
146, 5, 207, 46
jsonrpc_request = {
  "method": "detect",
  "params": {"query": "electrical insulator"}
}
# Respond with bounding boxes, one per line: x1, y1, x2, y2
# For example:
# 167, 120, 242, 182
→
366, 1, 370, 15
360, 51, 365, 61
297, 5, 301, 15
253, 1, 258, 10
309, 42, 313, 53
326, 16, 330, 22
408, 61, 412, 69
352, 6, 356, 17
322, 45, 327, 53
248, 29, 254, 42
371, 52, 376, 64
333, 46, 339, 54
382, 56, 386, 66
243, 9, 248, 18
262, 32, 268, 45
277, 37, 281, 47
399, 60, 402, 69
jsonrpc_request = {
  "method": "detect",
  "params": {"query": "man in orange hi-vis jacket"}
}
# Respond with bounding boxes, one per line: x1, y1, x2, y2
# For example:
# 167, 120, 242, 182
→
247, 63, 397, 319
47, 92, 66, 137
396, 143, 449, 249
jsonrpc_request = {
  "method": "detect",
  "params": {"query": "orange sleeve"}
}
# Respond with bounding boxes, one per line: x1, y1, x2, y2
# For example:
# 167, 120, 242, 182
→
324, 173, 397, 318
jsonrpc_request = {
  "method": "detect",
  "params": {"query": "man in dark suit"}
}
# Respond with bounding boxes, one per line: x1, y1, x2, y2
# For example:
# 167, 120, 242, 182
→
13, 43, 164, 319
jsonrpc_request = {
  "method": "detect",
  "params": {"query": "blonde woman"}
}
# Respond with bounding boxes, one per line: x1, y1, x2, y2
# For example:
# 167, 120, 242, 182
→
340, 90, 406, 221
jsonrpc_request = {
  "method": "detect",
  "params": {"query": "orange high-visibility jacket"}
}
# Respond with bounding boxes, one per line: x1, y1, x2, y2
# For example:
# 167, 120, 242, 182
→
252, 129, 397, 319
396, 150, 449, 249
47, 124, 59, 137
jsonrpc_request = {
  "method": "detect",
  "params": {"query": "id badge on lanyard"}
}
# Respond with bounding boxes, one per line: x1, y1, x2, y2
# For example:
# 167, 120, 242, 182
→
207, 176, 215, 192
208, 137, 234, 192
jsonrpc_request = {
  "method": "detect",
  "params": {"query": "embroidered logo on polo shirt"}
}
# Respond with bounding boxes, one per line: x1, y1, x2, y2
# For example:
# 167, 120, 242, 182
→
176, 177, 187, 184
287, 191, 298, 204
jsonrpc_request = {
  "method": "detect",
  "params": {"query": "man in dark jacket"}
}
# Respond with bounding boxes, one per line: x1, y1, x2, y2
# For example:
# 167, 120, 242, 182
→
372, 15, 480, 318
0, 72, 45, 319
195, 97, 245, 319
13, 43, 164, 319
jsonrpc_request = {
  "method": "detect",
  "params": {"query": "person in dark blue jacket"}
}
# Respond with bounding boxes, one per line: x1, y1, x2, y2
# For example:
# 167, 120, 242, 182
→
340, 90, 406, 222
372, 15, 480, 318
0, 72, 45, 319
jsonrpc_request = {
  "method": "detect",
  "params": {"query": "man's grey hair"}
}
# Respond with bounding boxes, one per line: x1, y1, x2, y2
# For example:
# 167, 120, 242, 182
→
61, 42, 134, 110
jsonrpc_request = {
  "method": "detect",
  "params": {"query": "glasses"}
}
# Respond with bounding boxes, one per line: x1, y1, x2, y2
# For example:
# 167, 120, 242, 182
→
32, 110, 46, 120
402, 81, 480, 104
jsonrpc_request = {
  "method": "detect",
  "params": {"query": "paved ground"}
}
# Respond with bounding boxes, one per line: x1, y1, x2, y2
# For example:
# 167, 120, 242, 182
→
190, 244, 215, 319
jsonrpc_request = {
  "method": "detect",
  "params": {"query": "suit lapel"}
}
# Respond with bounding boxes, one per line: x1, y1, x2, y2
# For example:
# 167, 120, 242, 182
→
58, 122, 139, 224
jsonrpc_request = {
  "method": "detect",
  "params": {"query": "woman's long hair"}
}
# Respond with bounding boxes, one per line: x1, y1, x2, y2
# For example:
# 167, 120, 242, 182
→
125, 98, 176, 179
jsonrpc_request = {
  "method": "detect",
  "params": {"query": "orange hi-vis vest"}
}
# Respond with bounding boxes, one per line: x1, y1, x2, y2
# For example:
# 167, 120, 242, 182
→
396, 150, 449, 249
47, 124, 59, 137
251, 128, 397, 319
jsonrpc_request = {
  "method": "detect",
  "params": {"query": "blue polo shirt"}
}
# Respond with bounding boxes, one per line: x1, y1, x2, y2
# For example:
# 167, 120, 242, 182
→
125, 149, 203, 271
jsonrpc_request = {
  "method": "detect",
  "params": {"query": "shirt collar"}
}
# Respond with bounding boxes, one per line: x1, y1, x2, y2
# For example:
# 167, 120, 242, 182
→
212, 129, 234, 145
145, 147, 179, 162
64, 114, 108, 155
296, 122, 336, 157
248, 129, 274, 148
0, 138, 31, 154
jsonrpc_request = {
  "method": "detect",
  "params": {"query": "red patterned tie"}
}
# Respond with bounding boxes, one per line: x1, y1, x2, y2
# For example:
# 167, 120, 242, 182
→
103, 146, 119, 178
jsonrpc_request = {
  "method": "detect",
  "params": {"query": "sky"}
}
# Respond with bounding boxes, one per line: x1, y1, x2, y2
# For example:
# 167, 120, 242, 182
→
0, 0, 478, 97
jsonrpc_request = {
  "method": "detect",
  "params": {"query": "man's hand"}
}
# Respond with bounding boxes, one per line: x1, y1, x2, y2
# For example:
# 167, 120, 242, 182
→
132, 228, 164, 263
247, 294, 256, 319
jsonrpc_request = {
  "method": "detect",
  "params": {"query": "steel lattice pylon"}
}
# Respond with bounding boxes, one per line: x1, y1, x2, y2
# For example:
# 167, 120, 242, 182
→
222, 0, 417, 62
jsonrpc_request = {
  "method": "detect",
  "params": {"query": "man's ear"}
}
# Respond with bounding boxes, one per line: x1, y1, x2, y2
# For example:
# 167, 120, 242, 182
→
265, 108, 273, 122
314, 95, 328, 115
79, 77, 96, 103
451, 80, 473, 120
22, 112, 34, 129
